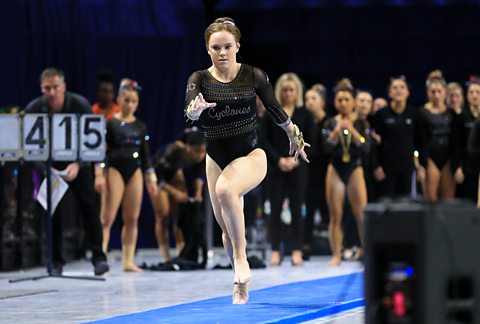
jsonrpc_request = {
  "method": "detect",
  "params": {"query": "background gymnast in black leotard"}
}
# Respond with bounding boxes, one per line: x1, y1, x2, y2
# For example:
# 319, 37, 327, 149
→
322, 79, 369, 266
417, 70, 456, 202
100, 78, 158, 272
184, 17, 308, 304
149, 128, 206, 262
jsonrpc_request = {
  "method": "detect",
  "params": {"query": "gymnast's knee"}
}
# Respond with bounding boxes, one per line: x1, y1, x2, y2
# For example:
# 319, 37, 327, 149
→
215, 179, 236, 204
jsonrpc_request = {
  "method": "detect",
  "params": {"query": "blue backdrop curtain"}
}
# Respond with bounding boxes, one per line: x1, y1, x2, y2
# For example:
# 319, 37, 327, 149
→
212, 0, 480, 106
0, 0, 210, 248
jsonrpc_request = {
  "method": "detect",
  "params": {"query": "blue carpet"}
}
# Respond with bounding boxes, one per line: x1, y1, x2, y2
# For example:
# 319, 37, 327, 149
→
87, 272, 364, 324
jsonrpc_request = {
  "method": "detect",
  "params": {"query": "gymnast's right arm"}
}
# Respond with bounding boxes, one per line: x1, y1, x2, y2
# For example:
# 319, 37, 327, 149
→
184, 72, 216, 121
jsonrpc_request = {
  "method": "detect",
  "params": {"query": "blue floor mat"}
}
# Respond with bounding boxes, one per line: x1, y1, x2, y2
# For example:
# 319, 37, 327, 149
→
87, 272, 364, 324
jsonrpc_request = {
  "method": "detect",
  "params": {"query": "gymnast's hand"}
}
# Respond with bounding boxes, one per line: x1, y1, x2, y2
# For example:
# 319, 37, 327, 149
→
416, 165, 426, 182
145, 172, 158, 196
94, 173, 106, 193
373, 166, 386, 181
146, 180, 158, 196
454, 167, 464, 184
185, 92, 216, 121
287, 124, 310, 163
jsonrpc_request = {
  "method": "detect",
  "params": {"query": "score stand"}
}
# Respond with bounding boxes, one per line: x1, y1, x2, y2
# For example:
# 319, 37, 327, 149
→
0, 113, 106, 282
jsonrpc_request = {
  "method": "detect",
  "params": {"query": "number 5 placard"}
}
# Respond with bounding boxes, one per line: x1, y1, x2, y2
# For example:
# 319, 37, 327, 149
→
79, 115, 105, 161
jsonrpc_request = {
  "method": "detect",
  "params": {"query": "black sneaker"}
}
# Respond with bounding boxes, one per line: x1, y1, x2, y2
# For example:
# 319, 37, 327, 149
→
93, 261, 109, 275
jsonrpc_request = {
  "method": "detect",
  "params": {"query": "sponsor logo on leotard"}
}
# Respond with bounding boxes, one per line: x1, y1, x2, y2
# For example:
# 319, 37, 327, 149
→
208, 105, 251, 120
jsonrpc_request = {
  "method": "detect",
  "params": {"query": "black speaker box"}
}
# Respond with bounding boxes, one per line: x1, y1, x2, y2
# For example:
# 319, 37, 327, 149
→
365, 200, 480, 324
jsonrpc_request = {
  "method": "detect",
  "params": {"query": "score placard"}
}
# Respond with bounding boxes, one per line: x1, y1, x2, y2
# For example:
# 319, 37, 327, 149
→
0, 115, 22, 161
52, 114, 78, 161
79, 115, 105, 161
1, 113, 105, 162
23, 114, 49, 161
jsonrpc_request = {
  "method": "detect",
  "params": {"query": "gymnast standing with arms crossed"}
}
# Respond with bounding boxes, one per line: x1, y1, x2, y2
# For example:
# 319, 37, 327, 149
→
184, 17, 309, 304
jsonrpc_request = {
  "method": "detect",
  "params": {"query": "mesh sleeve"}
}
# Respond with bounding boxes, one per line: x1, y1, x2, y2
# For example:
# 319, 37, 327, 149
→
140, 123, 154, 173
253, 67, 290, 126
184, 72, 202, 117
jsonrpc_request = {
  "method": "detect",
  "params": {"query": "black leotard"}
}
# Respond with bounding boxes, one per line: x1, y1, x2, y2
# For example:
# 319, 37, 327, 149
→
323, 117, 369, 185
153, 142, 199, 183
185, 64, 290, 169
106, 117, 153, 183
417, 106, 454, 170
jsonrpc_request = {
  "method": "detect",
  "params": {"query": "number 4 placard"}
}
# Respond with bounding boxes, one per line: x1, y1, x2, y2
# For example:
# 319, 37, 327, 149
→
23, 114, 49, 161
79, 115, 105, 161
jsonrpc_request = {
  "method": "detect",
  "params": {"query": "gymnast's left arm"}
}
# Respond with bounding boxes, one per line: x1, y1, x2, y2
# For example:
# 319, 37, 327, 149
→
253, 67, 310, 162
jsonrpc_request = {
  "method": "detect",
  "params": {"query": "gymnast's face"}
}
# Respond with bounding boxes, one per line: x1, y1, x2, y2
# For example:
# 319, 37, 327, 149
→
355, 92, 373, 117
304, 90, 325, 114
389, 79, 409, 103
117, 90, 139, 117
207, 31, 239, 70
447, 88, 463, 109
467, 84, 480, 107
335, 91, 355, 116
280, 80, 299, 107
427, 82, 446, 106
187, 143, 207, 163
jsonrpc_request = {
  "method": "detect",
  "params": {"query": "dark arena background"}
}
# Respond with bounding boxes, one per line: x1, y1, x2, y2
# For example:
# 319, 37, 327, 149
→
1, 1, 479, 323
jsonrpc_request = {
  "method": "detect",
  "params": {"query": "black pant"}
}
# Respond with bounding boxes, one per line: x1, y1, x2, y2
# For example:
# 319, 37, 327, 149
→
244, 184, 263, 229
343, 197, 360, 248
378, 169, 413, 200
178, 202, 207, 266
304, 166, 328, 247
266, 164, 308, 252
52, 166, 106, 265
457, 170, 479, 204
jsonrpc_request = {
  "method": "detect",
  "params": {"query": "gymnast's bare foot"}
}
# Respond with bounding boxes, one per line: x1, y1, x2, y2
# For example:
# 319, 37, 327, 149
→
232, 281, 249, 304
233, 258, 251, 284
232, 258, 251, 304
270, 250, 282, 266
327, 256, 342, 267
291, 250, 304, 266
123, 263, 144, 272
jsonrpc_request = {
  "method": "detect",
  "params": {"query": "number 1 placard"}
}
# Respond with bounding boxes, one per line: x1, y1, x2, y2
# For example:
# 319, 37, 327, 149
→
23, 114, 49, 161
52, 114, 78, 161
